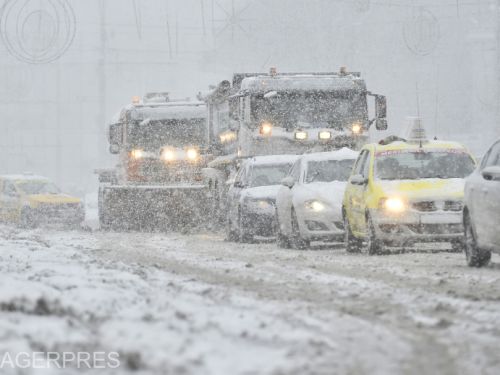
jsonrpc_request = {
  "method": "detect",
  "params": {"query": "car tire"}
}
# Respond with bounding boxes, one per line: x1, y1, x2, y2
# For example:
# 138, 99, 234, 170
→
344, 214, 362, 253
291, 208, 310, 250
20, 208, 37, 229
275, 210, 291, 249
225, 218, 239, 242
366, 215, 383, 255
238, 210, 254, 243
464, 211, 491, 267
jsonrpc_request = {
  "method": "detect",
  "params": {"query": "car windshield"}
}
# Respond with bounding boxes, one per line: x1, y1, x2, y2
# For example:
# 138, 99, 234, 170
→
249, 163, 293, 187
251, 91, 367, 130
375, 150, 475, 180
17, 181, 60, 194
306, 159, 355, 183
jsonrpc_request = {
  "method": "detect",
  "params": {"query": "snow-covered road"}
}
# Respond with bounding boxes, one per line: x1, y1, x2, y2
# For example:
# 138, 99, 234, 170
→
1, 225, 500, 374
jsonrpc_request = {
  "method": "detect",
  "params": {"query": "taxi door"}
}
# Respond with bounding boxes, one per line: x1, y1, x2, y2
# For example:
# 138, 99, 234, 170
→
345, 149, 371, 236
0, 181, 21, 221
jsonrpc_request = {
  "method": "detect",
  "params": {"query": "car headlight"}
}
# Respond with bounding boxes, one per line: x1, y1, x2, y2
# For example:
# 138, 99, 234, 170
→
380, 197, 406, 213
186, 148, 199, 161
305, 200, 326, 212
130, 149, 144, 160
294, 131, 308, 140
259, 121, 273, 136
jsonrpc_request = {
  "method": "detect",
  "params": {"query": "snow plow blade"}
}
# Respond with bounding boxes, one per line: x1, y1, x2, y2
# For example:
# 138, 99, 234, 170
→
99, 185, 210, 231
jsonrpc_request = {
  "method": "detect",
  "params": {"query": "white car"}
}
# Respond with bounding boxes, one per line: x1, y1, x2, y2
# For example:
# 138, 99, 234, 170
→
463, 138, 500, 267
275, 148, 358, 249
226, 155, 298, 242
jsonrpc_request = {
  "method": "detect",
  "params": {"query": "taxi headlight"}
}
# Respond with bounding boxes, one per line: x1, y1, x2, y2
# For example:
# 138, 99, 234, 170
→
305, 200, 326, 212
259, 122, 273, 136
319, 131, 332, 140
295, 131, 308, 140
130, 149, 144, 160
380, 197, 406, 213
352, 123, 362, 135
186, 148, 199, 161
161, 148, 176, 162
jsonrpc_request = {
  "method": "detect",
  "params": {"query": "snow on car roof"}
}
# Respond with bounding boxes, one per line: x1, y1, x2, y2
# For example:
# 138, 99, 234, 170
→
246, 154, 299, 166
373, 140, 470, 153
301, 148, 359, 162
0, 174, 50, 182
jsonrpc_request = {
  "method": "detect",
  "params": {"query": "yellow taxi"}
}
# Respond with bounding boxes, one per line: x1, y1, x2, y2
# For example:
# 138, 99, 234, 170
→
0, 174, 84, 228
342, 123, 476, 254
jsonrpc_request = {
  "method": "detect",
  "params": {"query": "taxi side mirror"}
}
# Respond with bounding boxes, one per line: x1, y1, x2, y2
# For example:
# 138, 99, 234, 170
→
350, 174, 368, 185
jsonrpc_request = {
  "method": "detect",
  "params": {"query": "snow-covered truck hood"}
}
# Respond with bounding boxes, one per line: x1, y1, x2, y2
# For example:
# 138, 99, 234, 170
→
376, 178, 465, 201
241, 185, 281, 201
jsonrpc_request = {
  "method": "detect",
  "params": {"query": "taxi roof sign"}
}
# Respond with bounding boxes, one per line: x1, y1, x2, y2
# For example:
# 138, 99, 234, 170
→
405, 117, 428, 144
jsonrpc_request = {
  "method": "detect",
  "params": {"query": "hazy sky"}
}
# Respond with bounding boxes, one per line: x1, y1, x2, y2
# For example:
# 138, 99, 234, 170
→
0, 0, 498, 191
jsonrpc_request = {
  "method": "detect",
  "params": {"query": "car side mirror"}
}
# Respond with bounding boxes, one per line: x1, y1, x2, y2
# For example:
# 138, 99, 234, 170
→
350, 174, 367, 185
482, 166, 500, 181
281, 177, 295, 189
375, 118, 388, 131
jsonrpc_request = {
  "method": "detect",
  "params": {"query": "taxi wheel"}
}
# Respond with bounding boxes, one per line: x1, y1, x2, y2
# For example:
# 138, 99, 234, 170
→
291, 209, 310, 250
20, 208, 38, 229
464, 212, 491, 267
366, 216, 383, 255
275, 211, 291, 249
344, 215, 362, 253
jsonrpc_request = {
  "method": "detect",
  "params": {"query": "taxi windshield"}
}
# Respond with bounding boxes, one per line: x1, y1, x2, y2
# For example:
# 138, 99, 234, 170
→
250, 164, 293, 187
375, 150, 475, 180
17, 181, 60, 195
306, 159, 355, 183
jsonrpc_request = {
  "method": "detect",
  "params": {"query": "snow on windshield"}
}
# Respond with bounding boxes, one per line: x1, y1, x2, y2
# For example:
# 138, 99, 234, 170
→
17, 181, 60, 195
306, 159, 355, 183
249, 164, 292, 187
375, 150, 475, 180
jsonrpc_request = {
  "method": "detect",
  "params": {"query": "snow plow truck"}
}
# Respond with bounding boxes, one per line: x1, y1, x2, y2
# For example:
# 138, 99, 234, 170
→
202, 67, 388, 224
97, 93, 210, 230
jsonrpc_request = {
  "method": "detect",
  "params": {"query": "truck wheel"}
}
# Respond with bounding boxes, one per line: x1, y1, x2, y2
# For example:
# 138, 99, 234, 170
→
464, 212, 491, 267
344, 214, 362, 253
366, 215, 383, 255
291, 209, 310, 250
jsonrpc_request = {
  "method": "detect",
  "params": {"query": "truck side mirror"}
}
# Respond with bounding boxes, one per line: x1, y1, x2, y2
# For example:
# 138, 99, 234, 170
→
375, 118, 388, 131
375, 95, 387, 119
108, 123, 123, 151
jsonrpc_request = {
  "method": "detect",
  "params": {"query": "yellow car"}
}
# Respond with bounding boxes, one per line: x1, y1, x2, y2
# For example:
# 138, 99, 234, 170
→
0, 175, 84, 228
342, 137, 476, 254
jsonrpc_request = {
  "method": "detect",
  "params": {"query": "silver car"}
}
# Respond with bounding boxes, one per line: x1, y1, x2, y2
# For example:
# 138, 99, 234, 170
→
463, 138, 500, 267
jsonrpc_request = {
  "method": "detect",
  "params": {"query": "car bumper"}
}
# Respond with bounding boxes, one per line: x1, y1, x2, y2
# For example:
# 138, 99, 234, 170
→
241, 210, 275, 237
33, 207, 85, 225
299, 210, 344, 241
370, 209, 463, 246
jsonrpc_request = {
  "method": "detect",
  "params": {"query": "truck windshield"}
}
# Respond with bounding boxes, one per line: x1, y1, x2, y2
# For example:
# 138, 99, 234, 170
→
250, 163, 293, 187
375, 150, 476, 180
128, 119, 207, 150
17, 181, 60, 195
306, 159, 355, 183
251, 91, 367, 129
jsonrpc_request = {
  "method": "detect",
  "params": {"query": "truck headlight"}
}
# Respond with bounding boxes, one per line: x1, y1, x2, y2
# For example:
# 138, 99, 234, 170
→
380, 197, 406, 213
130, 149, 144, 160
352, 123, 362, 135
186, 148, 199, 161
305, 200, 326, 212
295, 131, 308, 140
161, 148, 176, 162
259, 121, 273, 136
318, 131, 332, 140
